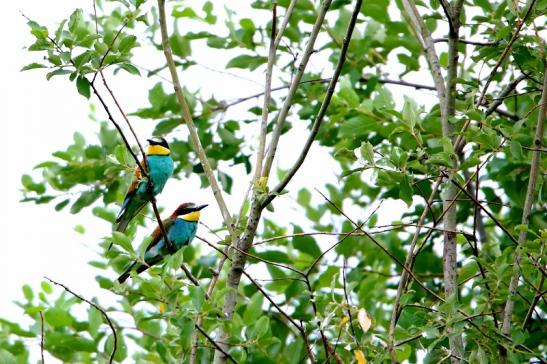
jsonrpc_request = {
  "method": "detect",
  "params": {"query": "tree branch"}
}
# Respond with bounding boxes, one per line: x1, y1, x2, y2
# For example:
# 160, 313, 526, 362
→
263, 0, 362, 207
501, 67, 547, 357
260, 0, 333, 179
475, 0, 538, 107
39, 311, 45, 364
156, 0, 235, 238
433, 38, 499, 46
213, 1, 336, 362
194, 324, 238, 364
45, 277, 117, 363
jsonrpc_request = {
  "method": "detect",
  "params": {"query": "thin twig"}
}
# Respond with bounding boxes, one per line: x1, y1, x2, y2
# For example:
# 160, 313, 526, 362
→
39, 311, 45, 364
45, 277, 117, 363
342, 259, 360, 350
475, 0, 538, 107
261, 0, 334, 179
522, 273, 545, 329
264, 0, 362, 207
254, 3, 281, 180
433, 38, 499, 46
195, 324, 238, 364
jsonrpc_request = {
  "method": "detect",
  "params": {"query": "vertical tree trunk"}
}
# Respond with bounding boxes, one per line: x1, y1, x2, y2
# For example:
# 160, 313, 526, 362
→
442, 7, 464, 361
500, 67, 547, 362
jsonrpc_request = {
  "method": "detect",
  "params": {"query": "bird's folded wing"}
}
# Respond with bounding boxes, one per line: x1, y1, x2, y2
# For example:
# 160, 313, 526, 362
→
145, 217, 175, 251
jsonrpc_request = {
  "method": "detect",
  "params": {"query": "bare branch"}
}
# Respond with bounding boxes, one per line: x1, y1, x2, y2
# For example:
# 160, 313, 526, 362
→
194, 324, 238, 364
433, 38, 499, 46
254, 3, 280, 181
522, 273, 545, 329
156, 0, 235, 238
264, 0, 363, 207
400, 0, 447, 124
45, 277, 117, 363
475, 0, 538, 107
342, 260, 360, 350
39, 311, 45, 364
501, 68, 547, 350
261, 0, 334, 179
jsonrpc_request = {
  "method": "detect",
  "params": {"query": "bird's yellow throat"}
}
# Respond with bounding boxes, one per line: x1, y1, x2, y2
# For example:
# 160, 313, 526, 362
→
179, 211, 201, 222
147, 145, 170, 155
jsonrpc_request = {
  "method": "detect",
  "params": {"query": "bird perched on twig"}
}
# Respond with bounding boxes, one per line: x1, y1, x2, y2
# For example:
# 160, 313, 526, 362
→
117, 202, 207, 283
114, 137, 174, 233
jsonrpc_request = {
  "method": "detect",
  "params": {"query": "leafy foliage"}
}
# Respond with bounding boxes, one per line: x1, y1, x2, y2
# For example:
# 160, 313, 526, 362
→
9, 0, 547, 362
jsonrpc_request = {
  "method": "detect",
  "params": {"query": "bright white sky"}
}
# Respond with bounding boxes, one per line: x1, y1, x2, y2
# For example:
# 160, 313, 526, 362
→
2, 0, 439, 361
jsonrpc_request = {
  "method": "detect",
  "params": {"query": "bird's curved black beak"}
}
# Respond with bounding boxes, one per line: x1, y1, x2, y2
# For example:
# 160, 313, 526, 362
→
196, 204, 208, 211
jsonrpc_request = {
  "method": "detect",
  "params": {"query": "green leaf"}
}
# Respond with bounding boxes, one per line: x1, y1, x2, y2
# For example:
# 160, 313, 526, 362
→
110, 232, 134, 253
172, 6, 199, 18
360, 141, 375, 164
88, 307, 102, 338
189, 286, 205, 310
510, 140, 523, 159
0, 349, 16, 364
44, 307, 73, 327
117, 63, 141, 76
76, 76, 91, 99
203, 1, 217, 24
21, 63, 48, 71
292, 225, 321, 258
41, 281, 53, 294
22, 285, 34, 301
226, 54, 267, 71
46, 69, 72, 80
170, 34, 191, 58
243, 292, 263, 325
338, 76, 359, 107
399, 175, 413, 206
70, 189, 100, 213
402, 96, 419, 130
55, 199, 70, 211
118, 35, 138, 53
252, 316, 270, 339
297, 189, 311, 206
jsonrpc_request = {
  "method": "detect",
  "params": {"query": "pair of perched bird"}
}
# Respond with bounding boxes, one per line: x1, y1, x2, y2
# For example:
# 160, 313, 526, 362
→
113, 137, 206, 283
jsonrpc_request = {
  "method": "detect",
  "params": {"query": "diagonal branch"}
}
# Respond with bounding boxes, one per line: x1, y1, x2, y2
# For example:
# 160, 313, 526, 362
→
194, 324, 238, 364
400, 0, 447, 124
260, 0, 334, 180
45, 277, 117, 363
263, 0, 363, 208
475, 0, 538, 107
156, 0, 235, 238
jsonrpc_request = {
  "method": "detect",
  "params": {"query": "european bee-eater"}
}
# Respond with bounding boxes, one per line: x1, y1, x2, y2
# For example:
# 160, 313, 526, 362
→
114, 137, 174, 233
117, 202, 207, 283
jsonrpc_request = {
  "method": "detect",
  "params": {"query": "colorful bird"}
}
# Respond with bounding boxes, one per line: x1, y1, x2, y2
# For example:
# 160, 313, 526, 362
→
114, 137, 175, 233
117, 202, 207, 283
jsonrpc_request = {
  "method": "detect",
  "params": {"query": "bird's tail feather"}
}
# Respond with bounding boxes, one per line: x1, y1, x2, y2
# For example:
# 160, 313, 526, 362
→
117, 262, 151, 283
